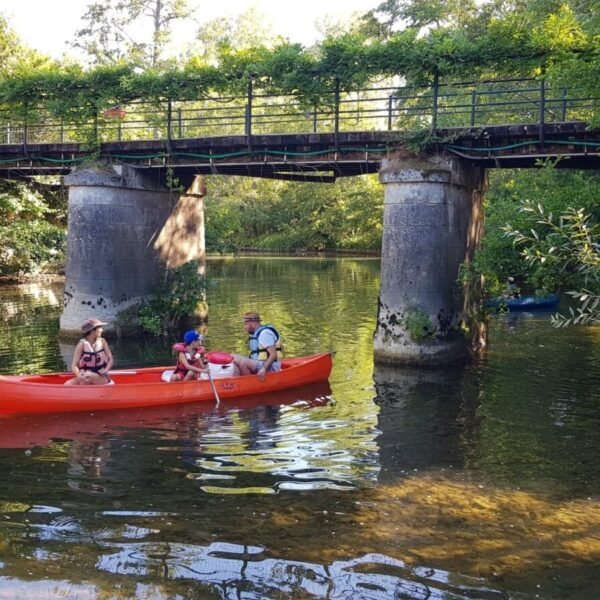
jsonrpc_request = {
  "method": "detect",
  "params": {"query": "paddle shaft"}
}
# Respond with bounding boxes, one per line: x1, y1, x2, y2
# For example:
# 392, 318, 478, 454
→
206, 370, 221, 405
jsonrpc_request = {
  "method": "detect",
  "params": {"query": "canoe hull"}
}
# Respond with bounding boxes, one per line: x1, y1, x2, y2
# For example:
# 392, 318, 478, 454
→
486, 294, 560, 311
0, 353, 333, 416
0, 380, 333, 448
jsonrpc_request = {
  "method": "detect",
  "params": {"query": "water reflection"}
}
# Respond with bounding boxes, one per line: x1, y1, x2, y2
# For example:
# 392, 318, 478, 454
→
245, 404, 281, 451
0, 282, 62, 322
67, 440, 112, 495
1, 261, 599, 599
95, 542, 508, 599
373, 364, 480, 480
0, 383, 333, 450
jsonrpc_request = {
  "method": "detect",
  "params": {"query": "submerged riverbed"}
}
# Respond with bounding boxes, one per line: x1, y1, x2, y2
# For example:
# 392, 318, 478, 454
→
0, 257, 598, 599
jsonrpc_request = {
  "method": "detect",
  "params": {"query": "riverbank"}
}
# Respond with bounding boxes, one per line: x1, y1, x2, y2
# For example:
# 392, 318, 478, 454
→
0, 272, 64, 285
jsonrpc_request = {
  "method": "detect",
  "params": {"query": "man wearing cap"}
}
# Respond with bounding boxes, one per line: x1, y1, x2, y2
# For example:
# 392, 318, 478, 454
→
233, 311, 282, 381
65, 318, 114, 385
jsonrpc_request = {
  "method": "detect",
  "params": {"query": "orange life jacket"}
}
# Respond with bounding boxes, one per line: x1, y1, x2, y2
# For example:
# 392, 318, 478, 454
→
172, 342, 206, 377
78, 339, 109, 373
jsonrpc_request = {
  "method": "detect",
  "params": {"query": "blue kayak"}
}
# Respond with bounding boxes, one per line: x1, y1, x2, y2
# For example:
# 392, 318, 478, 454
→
486, 294, 560, 311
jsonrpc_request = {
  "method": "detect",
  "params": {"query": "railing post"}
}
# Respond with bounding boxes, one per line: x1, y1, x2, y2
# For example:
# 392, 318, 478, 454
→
177, 108, 183, 138
387, 95, 393, 131
23, 103, 29, 148
245, 77, 253, 149
313, 105, 318, 133
60, 117, 65, 143
167, 98, 172, 146
470, 89, 477, 127
334, 77, 340, 151
561, 87, 568, 122
539, 78, 546, 148
431, 70, 439, 133
93, 103, 99, 145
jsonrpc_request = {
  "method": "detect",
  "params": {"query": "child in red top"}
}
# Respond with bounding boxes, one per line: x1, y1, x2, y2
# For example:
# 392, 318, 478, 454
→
170, 330, 208, 382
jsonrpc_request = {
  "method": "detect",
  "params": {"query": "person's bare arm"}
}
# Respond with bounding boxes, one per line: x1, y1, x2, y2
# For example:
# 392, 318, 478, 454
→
99, 340, 114, 375
71, 342, 84, 376
258, 345, 277, 381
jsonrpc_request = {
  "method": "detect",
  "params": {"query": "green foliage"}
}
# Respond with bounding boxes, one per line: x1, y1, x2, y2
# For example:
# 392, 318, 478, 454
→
505, 202, 599, 326
0, 180, 66, 276
505, 205, 599, 289
138, 260, 207, 336
72, 0, 193, 67
204, 174, 383, 253
403, 308, 435, 342
192, 7, 284, 65
552, 290, 600, 327
0, 14, 54, 77
165, 168, 184, 193
0, 220, 65, 276
0, 0, 596, 131
474, 163, 600, 297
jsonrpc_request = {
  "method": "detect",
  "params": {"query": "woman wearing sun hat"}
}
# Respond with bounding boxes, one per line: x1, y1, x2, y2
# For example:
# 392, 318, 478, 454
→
64, 318, 114, 386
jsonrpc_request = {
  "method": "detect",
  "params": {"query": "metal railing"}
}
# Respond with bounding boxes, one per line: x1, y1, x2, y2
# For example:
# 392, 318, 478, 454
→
0, 78, 596, 147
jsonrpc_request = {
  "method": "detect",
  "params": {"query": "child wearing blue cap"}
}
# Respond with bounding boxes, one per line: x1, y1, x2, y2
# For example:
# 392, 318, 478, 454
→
170, 330, 208, 382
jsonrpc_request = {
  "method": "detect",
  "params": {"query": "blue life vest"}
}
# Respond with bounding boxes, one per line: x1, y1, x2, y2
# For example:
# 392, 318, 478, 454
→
248, 325, 284, 360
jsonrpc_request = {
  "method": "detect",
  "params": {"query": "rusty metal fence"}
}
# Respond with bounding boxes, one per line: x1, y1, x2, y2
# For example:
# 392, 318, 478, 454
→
0, 78, 596, 146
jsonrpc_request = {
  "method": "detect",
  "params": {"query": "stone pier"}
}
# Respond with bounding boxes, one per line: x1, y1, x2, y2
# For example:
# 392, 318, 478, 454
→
374, 155, 485, 366
60, 166, 206, 338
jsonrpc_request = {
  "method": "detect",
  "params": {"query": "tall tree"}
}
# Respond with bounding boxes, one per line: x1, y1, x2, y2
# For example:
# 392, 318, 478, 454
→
359, 0, 479, 38
0, 13, 51, 75
187, 7, 281, 64
72, 0, 192, 67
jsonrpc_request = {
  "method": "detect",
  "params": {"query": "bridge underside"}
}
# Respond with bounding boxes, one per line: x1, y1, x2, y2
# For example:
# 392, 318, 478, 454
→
0, 122, 599, 184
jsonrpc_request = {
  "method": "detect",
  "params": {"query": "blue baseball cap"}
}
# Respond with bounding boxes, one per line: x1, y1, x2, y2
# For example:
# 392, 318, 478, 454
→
183, 330, 202, 344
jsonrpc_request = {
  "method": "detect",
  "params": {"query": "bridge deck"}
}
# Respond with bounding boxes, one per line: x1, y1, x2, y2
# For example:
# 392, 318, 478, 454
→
0, 122, 599, 181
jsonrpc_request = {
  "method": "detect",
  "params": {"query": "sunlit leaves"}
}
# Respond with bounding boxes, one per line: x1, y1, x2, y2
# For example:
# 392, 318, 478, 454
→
552, 290, 600, 326
504, 196, 599, 326
1, 0, 597, 119
204, 175, 383, 254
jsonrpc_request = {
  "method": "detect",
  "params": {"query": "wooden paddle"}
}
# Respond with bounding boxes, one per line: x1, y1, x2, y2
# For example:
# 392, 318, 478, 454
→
206, 370, 221, 405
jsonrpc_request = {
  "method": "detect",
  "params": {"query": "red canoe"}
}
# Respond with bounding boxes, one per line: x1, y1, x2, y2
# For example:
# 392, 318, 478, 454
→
0, 353, 333, 416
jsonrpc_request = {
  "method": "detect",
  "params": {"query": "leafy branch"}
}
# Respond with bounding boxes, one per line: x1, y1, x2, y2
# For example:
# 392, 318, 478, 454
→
504, 202, 600, 326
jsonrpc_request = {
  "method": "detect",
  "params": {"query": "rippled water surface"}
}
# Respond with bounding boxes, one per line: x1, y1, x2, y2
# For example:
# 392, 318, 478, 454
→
0, 257, 599, 599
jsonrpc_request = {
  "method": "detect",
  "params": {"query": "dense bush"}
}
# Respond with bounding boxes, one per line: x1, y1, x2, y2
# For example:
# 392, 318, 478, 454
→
138, 261, 208, 336
205, 174, 383, 253
0, 180, 66, 276
474, 164, 600, 296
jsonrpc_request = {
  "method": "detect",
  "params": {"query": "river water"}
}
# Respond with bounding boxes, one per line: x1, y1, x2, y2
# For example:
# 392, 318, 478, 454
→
0, 257, 598, 599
